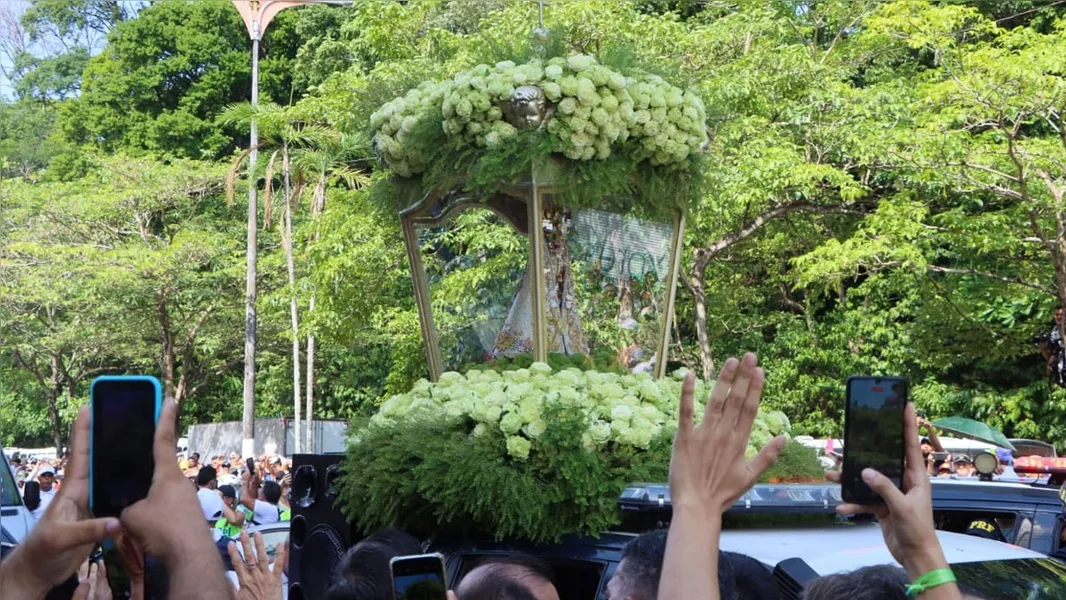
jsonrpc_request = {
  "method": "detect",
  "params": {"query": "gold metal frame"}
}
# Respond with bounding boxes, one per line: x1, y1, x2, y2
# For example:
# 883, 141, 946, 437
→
399, 163, 685, 381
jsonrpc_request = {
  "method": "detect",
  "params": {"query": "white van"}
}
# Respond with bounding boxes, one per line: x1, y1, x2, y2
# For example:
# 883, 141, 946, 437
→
0, 447, 36, 543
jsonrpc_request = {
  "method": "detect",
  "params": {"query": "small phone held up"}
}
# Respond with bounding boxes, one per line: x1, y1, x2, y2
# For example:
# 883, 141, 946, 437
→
842, 376, 908, 505
90, 375, 162, 599
390, 553, 448, 600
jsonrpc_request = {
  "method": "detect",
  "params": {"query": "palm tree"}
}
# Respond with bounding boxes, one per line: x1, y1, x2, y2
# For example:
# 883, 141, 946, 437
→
221, 102, 366, 453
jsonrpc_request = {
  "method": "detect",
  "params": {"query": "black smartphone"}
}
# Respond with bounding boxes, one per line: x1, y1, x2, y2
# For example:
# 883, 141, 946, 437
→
90, 376, 161, 600
842, 376, 908, 504
932, 451, 950, 463
247, 457, 256, 476
390, 553, 447, 600
90, 376, 161, 518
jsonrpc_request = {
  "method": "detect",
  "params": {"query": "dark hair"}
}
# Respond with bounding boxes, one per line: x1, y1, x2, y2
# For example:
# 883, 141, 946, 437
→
196, 466, 217, 487
218, 484, 237, 499
190, 452, 201, 460
457, 555, 555, 600
362, 527, 423, 556
803, 565, 909, 600
615, 530, 736, 600
618, 530, 668, 600
327, 541, 399, 600
723, 552, 781, 600
261, 480, 282, 504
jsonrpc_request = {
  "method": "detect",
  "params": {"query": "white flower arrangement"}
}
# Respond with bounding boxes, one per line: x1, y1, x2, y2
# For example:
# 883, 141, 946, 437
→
371, 363, 790, 461
369, 56, 708, 175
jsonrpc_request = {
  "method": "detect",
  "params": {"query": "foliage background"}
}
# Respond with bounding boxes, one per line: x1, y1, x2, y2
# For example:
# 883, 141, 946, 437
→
2, 0, 1066, 454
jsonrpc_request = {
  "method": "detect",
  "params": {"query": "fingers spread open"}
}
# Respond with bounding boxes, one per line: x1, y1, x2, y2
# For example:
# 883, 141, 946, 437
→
676, 372, 696, 440
253, 533, 269, 575
227, 541, 248, 582
735, 366, 764, 441
274, 538, 288, 582
746, 433, 785, 485
704, 357, 739, 425
722, 353, 758, 429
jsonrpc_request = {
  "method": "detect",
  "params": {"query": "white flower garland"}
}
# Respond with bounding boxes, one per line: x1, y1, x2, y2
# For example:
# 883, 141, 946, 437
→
370, 55, 707, 177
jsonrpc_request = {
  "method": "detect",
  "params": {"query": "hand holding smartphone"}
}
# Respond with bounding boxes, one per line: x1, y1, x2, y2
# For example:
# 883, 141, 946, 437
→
841, 376, 908, 504
391, 553, 448, 600
90, 375, 162, 599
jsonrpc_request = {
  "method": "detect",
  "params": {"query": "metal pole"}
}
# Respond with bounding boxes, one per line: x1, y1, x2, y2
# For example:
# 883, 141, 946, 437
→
241, 35, 260, 459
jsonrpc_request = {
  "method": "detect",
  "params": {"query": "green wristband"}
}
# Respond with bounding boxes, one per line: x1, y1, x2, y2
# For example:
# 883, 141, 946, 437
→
906, 568, 957, 597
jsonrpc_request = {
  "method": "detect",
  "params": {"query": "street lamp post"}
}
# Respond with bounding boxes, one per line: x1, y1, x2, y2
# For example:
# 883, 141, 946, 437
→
231, 0, 350, 458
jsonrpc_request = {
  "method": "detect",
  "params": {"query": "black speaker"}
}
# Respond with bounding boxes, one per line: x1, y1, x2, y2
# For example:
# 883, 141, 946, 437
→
288, 454, 355, 600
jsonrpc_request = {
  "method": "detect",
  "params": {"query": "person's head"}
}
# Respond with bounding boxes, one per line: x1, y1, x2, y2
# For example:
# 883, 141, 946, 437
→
608, 530, 736, 600
197, 465, 218, 489
327, 541, 397, 600
9, 456, 20, 467
937, 463, 953, 477
211, 455, 222, 469
271, 456, 283, 472
327, 529, 421, 600
188, 452, 200, 467
219, 484, 238, 508
802, 565, 909, 600
954, 455, 975, 477
920, 438, 933, 457
260, 480, 281, 504
724, 552, 781, 600
37, 465, 56, 491
1056, 307, 1063, 325
230, 451, 241, 463
457, 555, 559, 600
361, 528, 422, 555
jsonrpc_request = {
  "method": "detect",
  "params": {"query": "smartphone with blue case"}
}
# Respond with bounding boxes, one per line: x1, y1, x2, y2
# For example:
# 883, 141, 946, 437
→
89, 375, 162, 518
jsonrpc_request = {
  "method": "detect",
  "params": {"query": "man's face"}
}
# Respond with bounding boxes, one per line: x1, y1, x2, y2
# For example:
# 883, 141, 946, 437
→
1056, 309, 1063, 324
188, 456, 199, 468
38, 473, 55, 491
956, 463, 974, 477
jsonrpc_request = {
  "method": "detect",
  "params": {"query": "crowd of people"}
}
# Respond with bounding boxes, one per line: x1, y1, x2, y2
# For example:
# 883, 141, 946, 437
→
0, 353, 985, 600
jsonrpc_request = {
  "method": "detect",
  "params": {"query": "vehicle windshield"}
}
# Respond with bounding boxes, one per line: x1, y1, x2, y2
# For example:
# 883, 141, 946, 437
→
954, 558, 1066, 599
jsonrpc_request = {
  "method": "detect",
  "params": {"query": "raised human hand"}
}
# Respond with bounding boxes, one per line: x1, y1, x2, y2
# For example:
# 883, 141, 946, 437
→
227, 532, 287, 600
828, 403, 953, 581
669, 354, 787, 517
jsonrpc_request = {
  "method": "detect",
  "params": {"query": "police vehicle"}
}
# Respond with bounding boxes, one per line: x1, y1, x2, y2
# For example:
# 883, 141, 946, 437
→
425, 482, 1066, 600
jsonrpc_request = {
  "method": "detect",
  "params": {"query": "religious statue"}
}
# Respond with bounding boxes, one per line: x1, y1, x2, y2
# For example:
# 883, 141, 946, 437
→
502, 86, 552, 130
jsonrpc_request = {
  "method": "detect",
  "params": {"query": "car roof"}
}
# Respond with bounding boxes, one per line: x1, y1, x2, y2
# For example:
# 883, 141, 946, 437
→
930, 477, 1062, 504
717, 523, 1044, 575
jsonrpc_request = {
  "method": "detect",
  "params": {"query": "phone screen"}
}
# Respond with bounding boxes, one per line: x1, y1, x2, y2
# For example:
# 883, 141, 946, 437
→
91, 378, 157, 518
391, 554, 447, 600
842, 376, 907, 504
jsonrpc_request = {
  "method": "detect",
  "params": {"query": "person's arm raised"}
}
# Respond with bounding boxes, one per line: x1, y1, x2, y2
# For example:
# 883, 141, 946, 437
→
658, 354, 786, 600
240, 470, 258, 512
829, 403, 963, 600
119, 398, 230, 600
